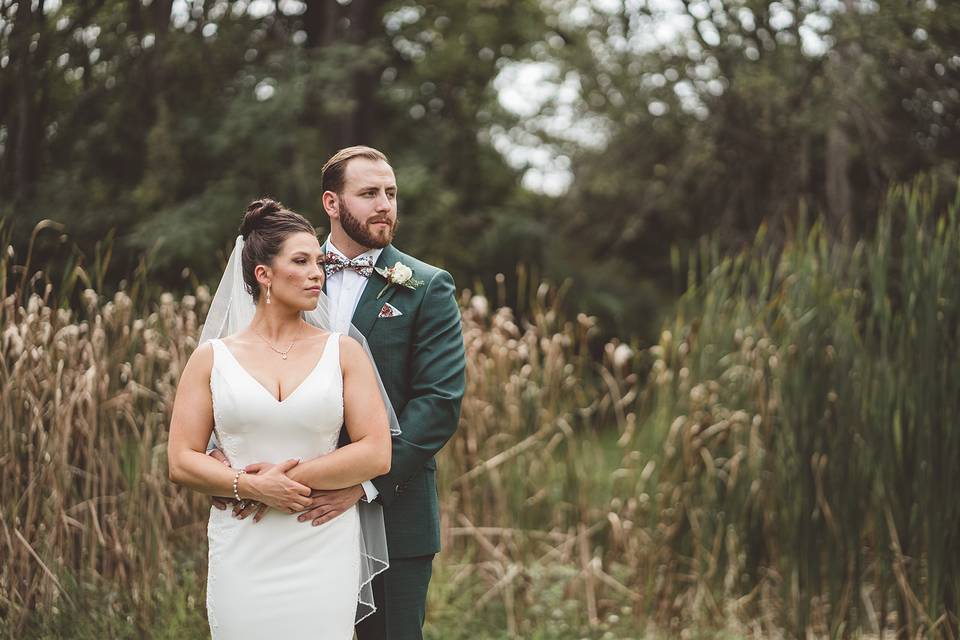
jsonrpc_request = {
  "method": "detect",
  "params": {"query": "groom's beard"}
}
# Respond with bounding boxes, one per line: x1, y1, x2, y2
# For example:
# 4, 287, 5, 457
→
339, 200, 397, 250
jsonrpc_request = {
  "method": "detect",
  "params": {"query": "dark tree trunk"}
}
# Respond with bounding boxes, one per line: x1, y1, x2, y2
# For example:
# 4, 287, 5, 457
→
2, 0, 51, 202
823, 0, 865, 243
825, 123, 852, 241
303, 1, 340, 48
302, 0, 386, 149
127, 0, 144, 34
347, 0, 384, 146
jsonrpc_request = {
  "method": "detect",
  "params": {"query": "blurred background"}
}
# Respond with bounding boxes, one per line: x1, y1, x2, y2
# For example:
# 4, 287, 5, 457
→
3, 0, 956, 339
2, 1, 959, 638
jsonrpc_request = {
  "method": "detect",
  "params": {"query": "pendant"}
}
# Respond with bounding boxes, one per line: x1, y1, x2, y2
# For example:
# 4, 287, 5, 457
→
281, 353, 287, 360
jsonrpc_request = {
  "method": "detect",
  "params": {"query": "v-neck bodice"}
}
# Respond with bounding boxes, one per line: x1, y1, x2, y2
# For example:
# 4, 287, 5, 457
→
208, 334, 344, 469
217, 334, 336, 404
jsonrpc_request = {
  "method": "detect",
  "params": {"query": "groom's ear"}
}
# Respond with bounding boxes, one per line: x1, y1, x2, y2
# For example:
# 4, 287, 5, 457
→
321, 191, 340, 219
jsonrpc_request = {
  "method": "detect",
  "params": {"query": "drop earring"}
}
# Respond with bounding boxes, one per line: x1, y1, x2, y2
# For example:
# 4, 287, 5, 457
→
266, 284, 272, 305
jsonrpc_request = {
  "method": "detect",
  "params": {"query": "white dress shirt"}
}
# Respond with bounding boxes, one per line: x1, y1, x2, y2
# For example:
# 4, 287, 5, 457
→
325, 237, 383, 502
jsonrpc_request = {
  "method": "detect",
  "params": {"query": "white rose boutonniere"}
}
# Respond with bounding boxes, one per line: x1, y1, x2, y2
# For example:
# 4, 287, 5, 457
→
376, 261, 425, 299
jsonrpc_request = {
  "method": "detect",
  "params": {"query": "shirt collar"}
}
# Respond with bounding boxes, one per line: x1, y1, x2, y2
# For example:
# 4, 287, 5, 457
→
325, 237, 383, 264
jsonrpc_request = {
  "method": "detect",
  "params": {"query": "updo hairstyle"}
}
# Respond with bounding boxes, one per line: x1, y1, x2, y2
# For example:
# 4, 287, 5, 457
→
239, 198, 316, 302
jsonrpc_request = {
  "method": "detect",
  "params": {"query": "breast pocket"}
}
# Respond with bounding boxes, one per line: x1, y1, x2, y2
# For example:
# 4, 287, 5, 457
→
369, 313, 414, 352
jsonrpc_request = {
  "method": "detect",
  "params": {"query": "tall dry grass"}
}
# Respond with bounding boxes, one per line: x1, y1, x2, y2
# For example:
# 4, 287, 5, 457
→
0, 276, 211, 634
1, 180, 958, 638
618, 180, 960, 638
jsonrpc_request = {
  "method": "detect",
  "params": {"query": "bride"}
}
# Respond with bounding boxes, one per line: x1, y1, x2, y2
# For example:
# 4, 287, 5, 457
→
167, 199, 394, 638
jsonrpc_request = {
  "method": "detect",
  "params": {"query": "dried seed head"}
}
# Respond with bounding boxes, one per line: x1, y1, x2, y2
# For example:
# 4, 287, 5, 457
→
469, 295, 489, 317
690, 384, 708, 404
613, 343, 633, 368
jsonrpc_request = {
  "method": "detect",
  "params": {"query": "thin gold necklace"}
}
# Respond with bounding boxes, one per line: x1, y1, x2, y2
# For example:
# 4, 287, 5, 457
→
252, 323, 302, 360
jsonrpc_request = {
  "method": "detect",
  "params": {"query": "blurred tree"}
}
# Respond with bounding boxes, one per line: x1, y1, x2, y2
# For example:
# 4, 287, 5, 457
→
0, 0, 550, 294
527, 0, 960, 335
1, 0, 958, 342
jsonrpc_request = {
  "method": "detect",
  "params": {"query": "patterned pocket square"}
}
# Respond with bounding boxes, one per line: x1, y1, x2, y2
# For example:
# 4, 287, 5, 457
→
378, 303, 403, 318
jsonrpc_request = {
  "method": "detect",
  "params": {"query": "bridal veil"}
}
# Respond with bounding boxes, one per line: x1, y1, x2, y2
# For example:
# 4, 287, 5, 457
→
198, 235, 398, 623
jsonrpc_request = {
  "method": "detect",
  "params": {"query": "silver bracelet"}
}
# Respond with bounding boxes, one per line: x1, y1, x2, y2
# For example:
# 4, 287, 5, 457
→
232, 469, 246, 502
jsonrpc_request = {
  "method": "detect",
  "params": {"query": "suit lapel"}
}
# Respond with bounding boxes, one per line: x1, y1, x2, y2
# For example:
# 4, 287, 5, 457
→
352, 245, 402, 337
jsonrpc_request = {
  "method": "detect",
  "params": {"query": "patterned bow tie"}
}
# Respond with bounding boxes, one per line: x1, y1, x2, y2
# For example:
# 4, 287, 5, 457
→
323, 253, 375, 278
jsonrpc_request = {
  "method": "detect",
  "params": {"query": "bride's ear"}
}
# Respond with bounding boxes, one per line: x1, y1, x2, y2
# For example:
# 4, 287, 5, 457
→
254, 264, 272, 287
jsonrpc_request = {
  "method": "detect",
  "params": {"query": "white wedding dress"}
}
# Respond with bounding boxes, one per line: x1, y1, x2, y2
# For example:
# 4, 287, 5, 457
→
205, 333, 360, 639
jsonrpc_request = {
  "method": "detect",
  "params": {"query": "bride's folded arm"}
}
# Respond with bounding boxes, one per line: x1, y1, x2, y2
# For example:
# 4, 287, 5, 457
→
167, 343, 314, 513
285, 335, 392, 490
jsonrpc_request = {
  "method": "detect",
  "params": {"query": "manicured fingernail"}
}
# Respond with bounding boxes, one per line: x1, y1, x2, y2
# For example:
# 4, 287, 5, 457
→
312, 521, 319, 526
298, 516, 305, 521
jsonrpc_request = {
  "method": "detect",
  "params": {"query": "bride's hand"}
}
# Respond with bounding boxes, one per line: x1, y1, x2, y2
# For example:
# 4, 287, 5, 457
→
241, 459, 313, 514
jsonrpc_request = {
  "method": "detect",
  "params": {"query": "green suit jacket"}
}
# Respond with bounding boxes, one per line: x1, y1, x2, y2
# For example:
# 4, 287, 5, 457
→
330, 243, 466, 559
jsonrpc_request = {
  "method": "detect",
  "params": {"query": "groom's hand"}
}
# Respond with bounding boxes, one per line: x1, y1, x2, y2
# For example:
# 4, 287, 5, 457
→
298, 485, 364, 526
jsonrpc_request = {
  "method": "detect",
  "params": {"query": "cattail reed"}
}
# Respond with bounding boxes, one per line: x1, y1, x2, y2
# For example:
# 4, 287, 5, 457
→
1, 179, 958, 638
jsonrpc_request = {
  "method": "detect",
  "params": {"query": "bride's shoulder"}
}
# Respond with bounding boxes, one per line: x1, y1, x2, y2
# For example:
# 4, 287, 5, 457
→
298, 325, 332, 348
191, 340, 215, 360
298, 327, 341, 354
180, 340, 215, 381
218, 332, 247, 347
335, 333, 365, 361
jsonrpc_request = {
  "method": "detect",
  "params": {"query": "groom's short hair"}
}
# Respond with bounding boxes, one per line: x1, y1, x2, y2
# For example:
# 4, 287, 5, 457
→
321, 146, 390, 195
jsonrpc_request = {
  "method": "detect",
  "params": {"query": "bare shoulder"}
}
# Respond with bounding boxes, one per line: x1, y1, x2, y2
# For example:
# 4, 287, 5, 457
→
219, 332, 256, 357
337, 334, 372, 372
181, 341, 214, 380
219, 330, 246, 347
337, 333, 364, 357
296, 325, 332, 349
300, 324, 330, 341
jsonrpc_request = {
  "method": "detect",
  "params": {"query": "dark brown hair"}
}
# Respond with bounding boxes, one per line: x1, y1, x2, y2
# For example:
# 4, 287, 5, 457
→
321, 146, 390, 195
239, 198, 315, 301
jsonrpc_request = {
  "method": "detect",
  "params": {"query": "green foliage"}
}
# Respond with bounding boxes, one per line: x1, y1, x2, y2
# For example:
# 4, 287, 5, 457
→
426, 564, 645, 640
0, 0, 553, 305
635, 179, 960, 635
3, 1, 960, 340
534, 0, 960, 336
14, 566, 209, 640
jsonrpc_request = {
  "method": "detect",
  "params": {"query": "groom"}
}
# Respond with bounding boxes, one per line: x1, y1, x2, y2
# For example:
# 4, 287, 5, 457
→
305, 145, 465, 639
